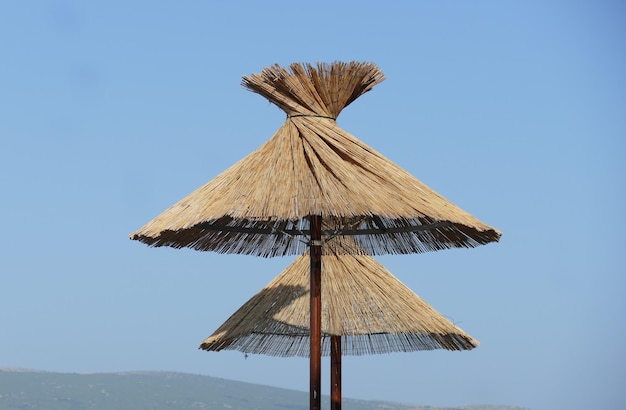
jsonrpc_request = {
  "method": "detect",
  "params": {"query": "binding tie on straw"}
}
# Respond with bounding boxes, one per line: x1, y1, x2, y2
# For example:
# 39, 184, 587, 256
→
288, 114, 336, 121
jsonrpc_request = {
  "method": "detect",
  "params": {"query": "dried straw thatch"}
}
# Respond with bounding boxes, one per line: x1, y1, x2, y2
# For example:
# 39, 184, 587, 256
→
200, 241, 478, 357
130, 61, 500, 257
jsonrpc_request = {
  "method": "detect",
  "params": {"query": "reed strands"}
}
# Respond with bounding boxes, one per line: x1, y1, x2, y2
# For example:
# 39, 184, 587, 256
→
200, 240, 478, 357
130, 61, 500, 256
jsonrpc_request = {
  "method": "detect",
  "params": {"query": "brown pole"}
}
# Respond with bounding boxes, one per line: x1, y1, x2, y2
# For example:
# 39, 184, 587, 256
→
331, 335, 342, 410
310, 214, 322, 410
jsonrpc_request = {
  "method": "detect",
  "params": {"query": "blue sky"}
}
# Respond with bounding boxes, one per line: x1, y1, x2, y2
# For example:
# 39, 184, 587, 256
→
1, 1, 624, 409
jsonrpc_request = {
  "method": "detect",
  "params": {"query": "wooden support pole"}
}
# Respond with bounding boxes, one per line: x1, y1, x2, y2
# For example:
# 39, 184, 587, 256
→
310, 215, 322, 410
331, 335, 342, 410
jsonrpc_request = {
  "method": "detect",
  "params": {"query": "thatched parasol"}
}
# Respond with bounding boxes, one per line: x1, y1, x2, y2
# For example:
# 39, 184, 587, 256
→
200, 240, 478, 409
131, 62, 500, 257
200, 245, 477, 356
130, 61, 500, 410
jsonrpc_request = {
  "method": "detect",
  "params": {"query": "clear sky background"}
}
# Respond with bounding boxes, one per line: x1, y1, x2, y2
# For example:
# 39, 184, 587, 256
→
1, 1, 624, 410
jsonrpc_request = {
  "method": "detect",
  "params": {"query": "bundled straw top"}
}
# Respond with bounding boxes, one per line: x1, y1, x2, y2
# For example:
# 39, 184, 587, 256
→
200, 239, 478, 357
131, 61, 501, 256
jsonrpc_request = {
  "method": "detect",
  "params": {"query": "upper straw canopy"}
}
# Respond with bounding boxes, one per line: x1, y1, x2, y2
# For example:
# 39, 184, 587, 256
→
130, 61, 501, 256
200, 239, 478, 357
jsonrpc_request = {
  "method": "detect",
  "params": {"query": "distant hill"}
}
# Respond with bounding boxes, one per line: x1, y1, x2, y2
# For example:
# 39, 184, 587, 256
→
0, 368, 527, 410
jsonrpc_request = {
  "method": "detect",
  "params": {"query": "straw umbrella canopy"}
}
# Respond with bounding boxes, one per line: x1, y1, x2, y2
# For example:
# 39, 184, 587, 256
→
200, 240, 478, 409
199, 245, 478, 356
130, 61, 500, 257
130, 61, 500, 410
